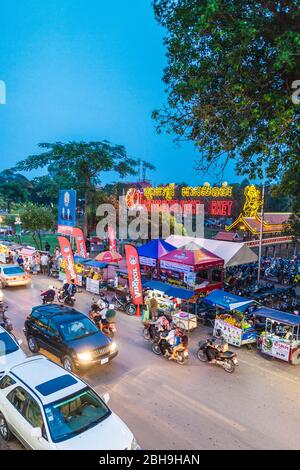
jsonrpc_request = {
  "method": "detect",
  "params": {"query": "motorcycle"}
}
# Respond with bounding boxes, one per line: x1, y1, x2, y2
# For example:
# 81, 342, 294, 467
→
88, 301, 116, 338
197, 337, 238, 373
152, 333, 189, 365
111, 294, 136, 315
143, 321, 161, 342
0, 307, 13, 334
57, 289, 76, 307
41, 290, 56, 305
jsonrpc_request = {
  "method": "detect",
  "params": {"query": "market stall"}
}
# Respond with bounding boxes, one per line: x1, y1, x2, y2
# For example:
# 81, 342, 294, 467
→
81, 259, 108, 293
255, 307, 300, 365
143, 280, 197, 331
0, 244, 9, 263
158, 242, 224, 295
137, 239, 176, 272
205, 289, 258, 347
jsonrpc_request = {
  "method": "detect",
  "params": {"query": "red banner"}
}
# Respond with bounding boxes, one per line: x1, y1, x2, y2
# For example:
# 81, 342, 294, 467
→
108, 224, 117, 252
73, 227, 88, 258
58, 236, 78, 284
125, 244, 143, 307
57, 225, 74, 236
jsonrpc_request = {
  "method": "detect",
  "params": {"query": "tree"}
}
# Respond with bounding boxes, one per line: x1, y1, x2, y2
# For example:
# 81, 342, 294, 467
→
152, 1, 300, 187
0, 170, 31, 212
14, 141, 155, 237
18, 203, 54, 250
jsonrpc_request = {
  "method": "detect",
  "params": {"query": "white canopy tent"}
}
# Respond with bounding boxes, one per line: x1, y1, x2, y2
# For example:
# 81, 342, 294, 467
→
165, 235, 258, 268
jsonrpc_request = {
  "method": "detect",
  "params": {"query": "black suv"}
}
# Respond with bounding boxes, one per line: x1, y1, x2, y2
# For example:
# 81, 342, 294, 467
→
24, 304, 118, 372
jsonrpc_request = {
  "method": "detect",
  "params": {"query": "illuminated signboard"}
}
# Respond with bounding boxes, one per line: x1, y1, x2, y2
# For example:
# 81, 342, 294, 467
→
125, 182, 234, 217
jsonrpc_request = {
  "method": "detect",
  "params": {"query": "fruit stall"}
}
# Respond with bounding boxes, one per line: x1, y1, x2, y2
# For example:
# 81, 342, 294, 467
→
254, 307, 300, 365
205, 289, 258, 347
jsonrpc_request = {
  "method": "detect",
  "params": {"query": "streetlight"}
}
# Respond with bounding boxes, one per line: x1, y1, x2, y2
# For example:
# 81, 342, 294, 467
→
257, 184, 265, 283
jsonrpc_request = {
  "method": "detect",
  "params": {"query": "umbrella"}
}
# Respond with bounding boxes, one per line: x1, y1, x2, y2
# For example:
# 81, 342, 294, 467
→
95, 251, 123, 263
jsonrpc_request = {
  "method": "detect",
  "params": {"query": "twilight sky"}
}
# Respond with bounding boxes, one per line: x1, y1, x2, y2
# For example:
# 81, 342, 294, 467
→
0, 0, 241, 186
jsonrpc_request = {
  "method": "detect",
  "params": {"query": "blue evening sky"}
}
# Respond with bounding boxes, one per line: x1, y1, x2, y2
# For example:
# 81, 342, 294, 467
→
0, 0, 241, 186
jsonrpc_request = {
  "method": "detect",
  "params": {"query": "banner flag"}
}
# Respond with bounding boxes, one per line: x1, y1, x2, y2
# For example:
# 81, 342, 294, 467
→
58, 236, 78, 284
73, 227, 88, 258
125, 244, 143, 312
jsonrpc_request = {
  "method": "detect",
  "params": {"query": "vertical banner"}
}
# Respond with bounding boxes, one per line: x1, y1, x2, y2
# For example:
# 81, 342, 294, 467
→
73, 227, 88, 258
58, 236, 78, 284
108, 224, 117, 252
58, 190, 76, 230
125, 244, 143, 316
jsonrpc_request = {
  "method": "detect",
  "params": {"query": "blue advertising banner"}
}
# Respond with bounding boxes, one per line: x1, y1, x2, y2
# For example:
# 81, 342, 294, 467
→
58, 190, 76, 228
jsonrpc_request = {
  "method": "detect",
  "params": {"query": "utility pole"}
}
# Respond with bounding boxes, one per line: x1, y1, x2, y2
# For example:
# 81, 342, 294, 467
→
257, 184, 265, 283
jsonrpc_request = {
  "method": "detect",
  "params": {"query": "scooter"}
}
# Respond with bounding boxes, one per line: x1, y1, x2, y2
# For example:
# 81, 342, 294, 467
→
197, 337, 238, 373
143, 321, 161, 342
41, 290, 56, 305
88, 309, 116, 338
111, 294, 136, 315
57, 289, 76, 307
152, 333, 189, 365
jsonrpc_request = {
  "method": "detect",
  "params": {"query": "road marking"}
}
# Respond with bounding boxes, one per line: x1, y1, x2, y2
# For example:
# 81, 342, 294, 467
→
162, 384, 246, 433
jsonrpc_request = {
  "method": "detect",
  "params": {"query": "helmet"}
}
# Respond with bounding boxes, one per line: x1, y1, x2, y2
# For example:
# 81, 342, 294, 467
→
109, 304, 115, 310
49, 285, 54, 290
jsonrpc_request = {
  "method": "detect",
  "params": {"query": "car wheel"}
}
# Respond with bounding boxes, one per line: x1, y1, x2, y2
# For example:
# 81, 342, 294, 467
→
0, 414, 12, 442
27, 336, 40, 353
62, 355, 75, 372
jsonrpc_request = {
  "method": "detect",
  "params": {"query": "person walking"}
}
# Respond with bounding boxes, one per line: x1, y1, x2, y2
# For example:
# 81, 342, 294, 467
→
47, 256, 54, 277
150, 293, 158, 321
40, 253, 49, 275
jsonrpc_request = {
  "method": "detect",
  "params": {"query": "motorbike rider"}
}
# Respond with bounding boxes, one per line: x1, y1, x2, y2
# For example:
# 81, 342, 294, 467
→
41, 285, 56, 302
206, 329, 225, 364
96, 304, 117, 330
152, 315, 171, 333
61, 279, 77, 302
164, 327, 183, 360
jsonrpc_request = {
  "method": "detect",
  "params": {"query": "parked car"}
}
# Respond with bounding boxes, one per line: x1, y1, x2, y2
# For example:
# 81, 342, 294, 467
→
0, 356, 139, 449
23, 304, 118, 372
0, 264, 31, 288
0, 326, 26, 377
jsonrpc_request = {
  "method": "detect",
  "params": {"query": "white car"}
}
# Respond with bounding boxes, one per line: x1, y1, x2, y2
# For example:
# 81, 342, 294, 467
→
0, 356, 139, 450
0, 326, 27, 377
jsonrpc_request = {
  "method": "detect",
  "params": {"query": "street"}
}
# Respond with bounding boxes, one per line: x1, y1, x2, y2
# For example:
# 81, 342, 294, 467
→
2, 276, 300, 450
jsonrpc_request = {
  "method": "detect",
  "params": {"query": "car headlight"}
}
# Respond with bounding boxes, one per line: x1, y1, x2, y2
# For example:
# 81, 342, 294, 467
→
130, 437, 140, 450
110, 342, 117, 352
77, 351, 93, 361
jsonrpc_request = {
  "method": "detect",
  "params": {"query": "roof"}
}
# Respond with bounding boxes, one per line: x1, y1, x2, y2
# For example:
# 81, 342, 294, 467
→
137, 239, 176, 259
165, 235, 258, 268
159, 246, 223, 267
226, 212, 292, 234
254, 307, 300, 326
143, 280, 195, 300
214, 231, 241, 242
81, 259, 108, 268
204, 289, 254, 312
32, 304, 83, 320
9, 357, 84, 404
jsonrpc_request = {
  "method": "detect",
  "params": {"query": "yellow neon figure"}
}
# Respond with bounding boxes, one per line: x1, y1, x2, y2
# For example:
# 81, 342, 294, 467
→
242, 185, 261, 217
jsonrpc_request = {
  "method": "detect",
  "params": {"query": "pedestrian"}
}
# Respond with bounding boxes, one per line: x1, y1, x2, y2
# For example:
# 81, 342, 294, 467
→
32, 256, 39, 275
55, 246, 61, 259
40, 253, 49, 275
47, 256, 54, 277
7, 251, 13, 264
16, 254, 24, 267
150, 293, 158, 321
45, 241, 51, 253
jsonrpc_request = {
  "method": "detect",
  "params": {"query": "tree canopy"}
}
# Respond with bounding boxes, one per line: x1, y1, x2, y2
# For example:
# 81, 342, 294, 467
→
152, 0, 300, 187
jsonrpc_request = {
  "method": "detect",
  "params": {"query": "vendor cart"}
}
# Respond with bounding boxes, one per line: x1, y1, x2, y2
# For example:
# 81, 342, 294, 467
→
254, 307, 300, 365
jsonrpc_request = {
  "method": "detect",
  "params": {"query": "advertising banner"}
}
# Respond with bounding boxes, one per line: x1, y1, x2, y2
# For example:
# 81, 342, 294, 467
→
125, 244, 143, 306
108, 224, 117, 252
73, 227, 88, 258
58, 236, 78, 284
58, 190, 76, 228
213, 319, 242, 347
139, 256, 156, 267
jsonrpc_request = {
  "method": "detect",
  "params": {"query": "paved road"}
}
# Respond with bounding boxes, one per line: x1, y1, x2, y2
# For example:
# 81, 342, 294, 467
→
2, 276, 300, 450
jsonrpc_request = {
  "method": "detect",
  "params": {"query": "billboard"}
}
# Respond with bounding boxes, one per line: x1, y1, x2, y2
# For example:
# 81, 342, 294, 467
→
58, 190, 76, 228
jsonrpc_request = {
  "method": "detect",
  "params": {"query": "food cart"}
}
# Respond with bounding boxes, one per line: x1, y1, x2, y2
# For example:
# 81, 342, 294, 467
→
254, 307, 300, 365
143, 280, 197, 332
205, 289, 258, 347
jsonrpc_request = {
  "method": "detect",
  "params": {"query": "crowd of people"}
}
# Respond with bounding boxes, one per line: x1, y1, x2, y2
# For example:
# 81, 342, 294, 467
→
4, 242, 62, 277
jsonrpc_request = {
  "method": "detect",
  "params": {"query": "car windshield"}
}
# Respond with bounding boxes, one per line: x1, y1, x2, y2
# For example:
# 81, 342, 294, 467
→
0, 332, 19, 356
44, 387, 110, 443
58, 317, 98, 341
3, 267, 24, 275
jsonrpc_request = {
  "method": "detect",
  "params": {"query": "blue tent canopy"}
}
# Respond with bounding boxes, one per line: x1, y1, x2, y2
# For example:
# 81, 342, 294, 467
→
81, 259, 108, 269
137, 239, 176, 259
204, 289, 254, 312
74, 255, 90, 264
143, 280, 195, 300
254, 307, 300, 326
